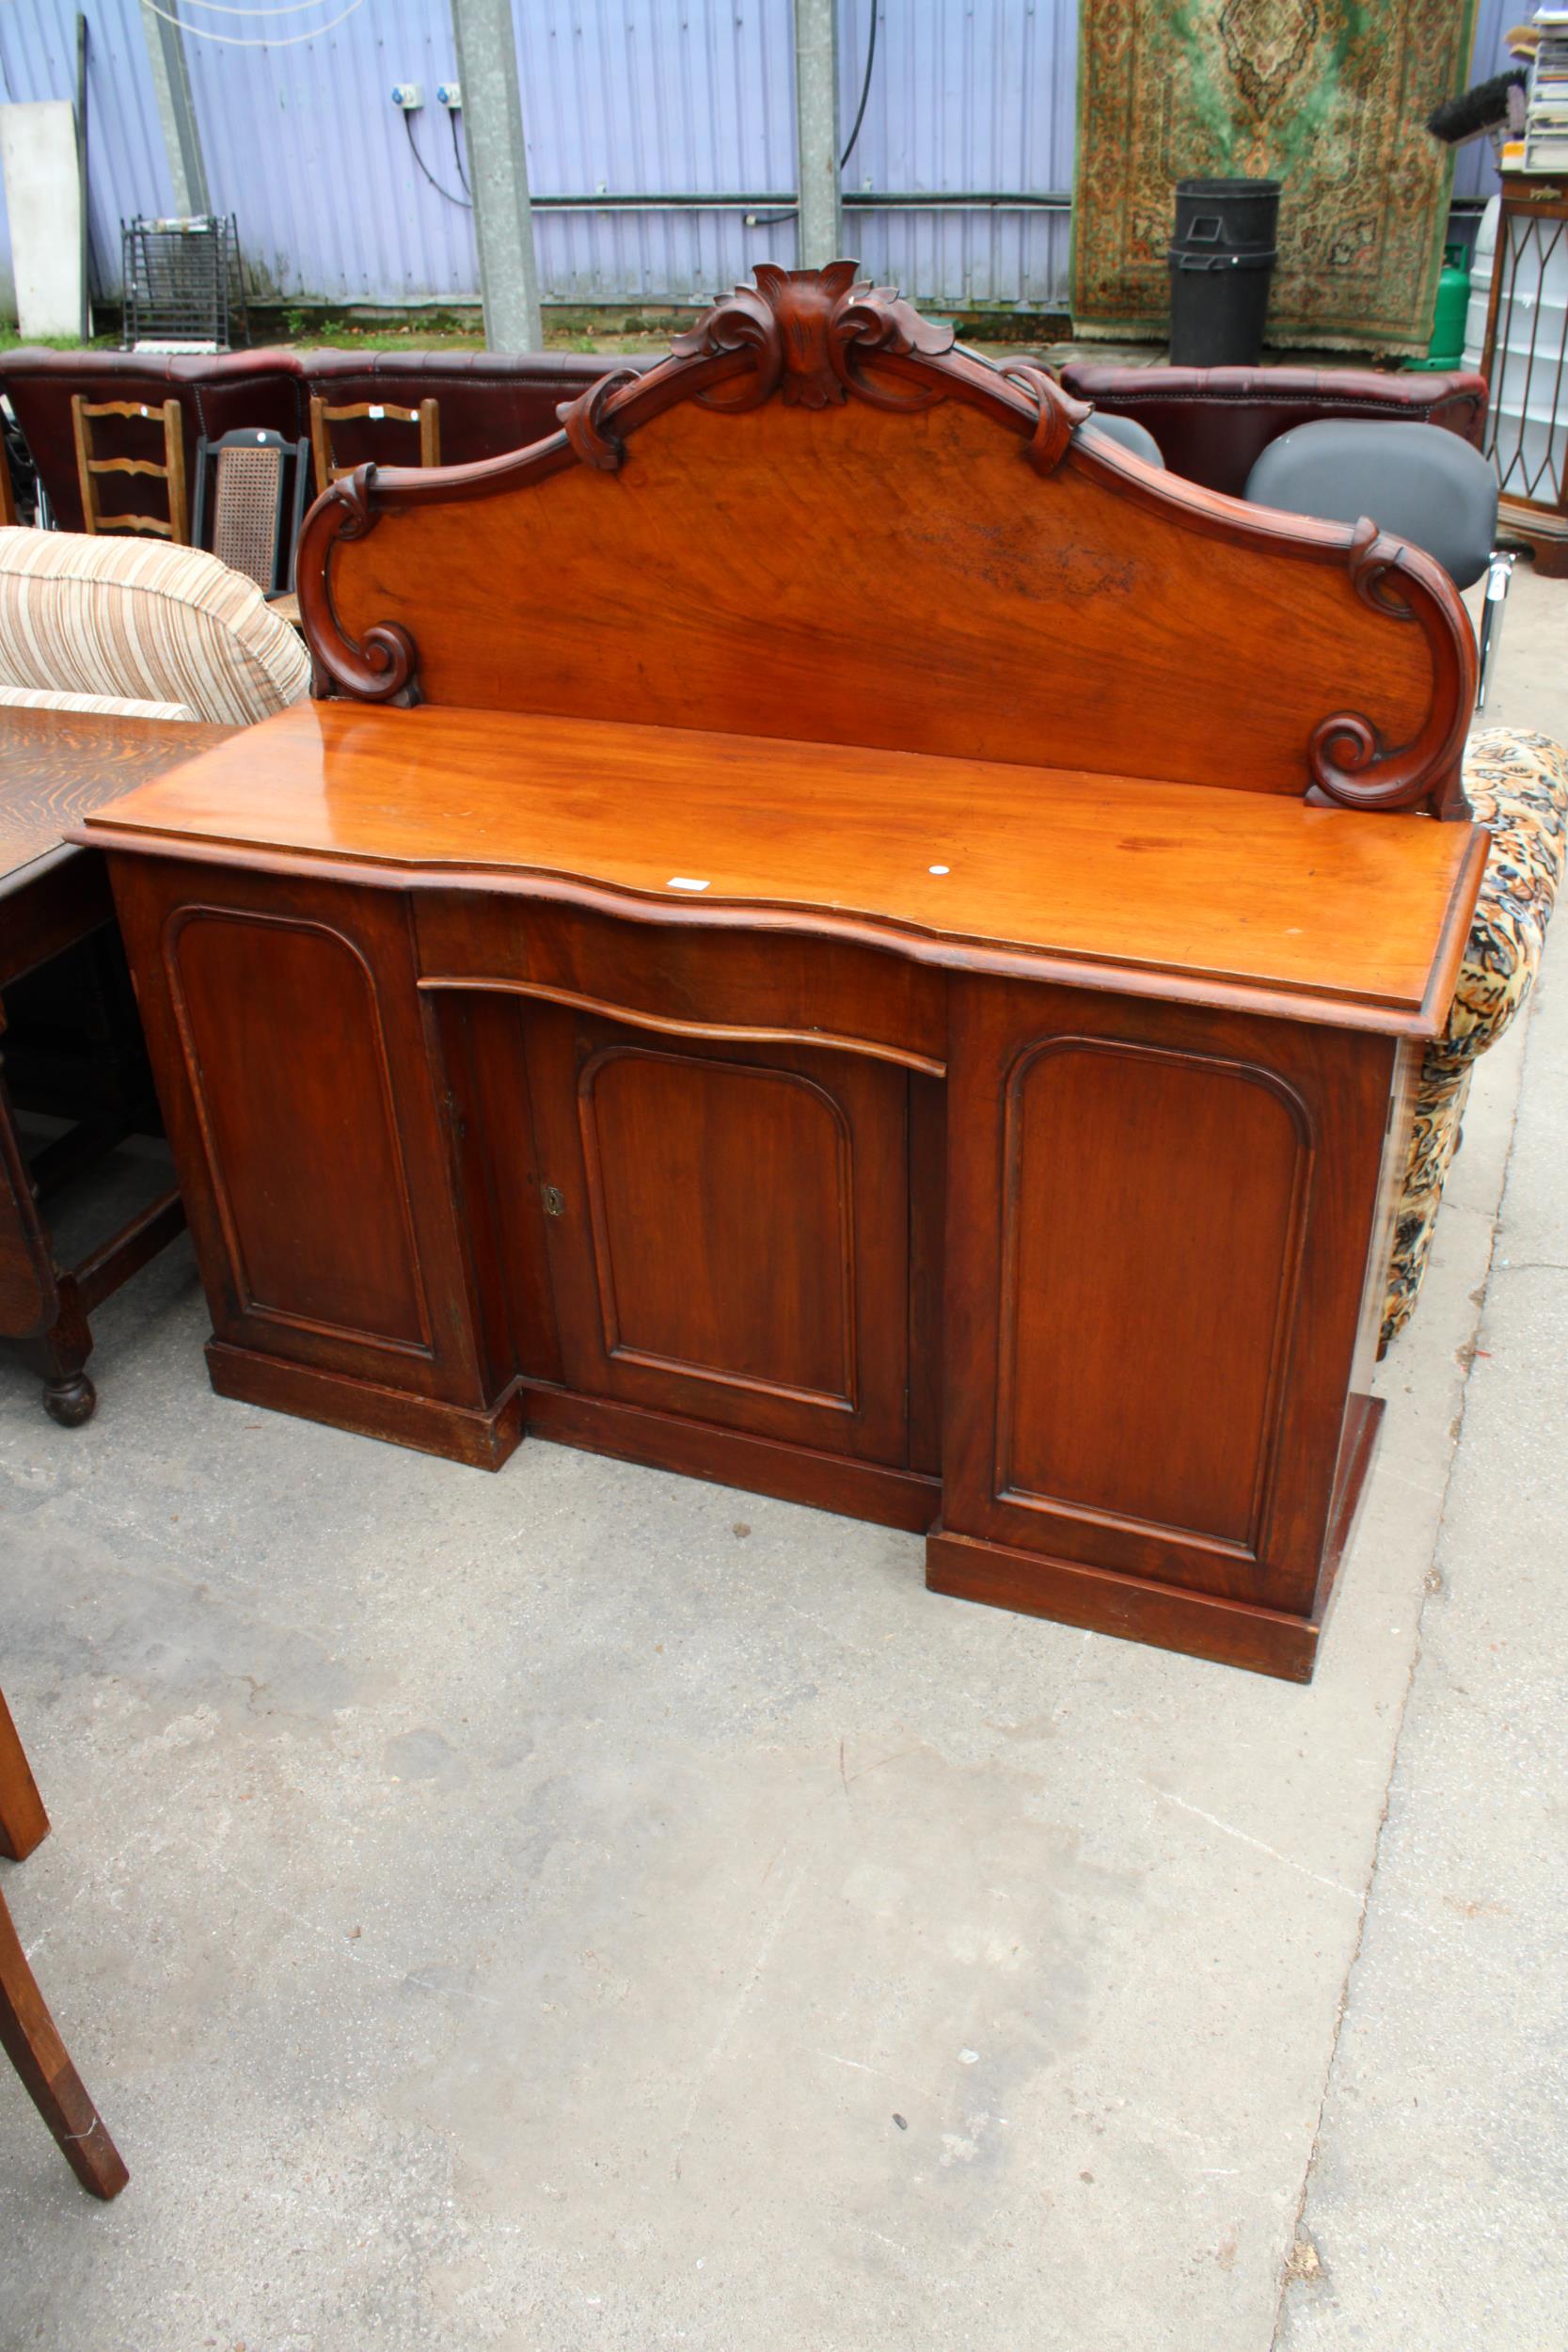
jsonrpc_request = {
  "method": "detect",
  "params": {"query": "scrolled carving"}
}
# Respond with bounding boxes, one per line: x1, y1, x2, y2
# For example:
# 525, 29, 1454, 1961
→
1343, 513, 1415, 618
671, 259, 955, 413
326, 463, 381, 542
293, 464, 422, 706
829, 276, 957, 410
558, 367, 641, 471
998, 361, 1093, 476
1307, 517, 1474, 818
671, 273, 790, 411
355, 622, 420, 701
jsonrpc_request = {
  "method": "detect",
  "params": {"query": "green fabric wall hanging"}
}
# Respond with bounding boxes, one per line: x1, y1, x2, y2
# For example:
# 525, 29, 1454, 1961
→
1071, 0, 1479, 354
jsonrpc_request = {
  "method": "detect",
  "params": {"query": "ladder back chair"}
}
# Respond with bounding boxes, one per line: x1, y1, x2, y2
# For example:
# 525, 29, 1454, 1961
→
71, 394, 189, 545
0, 1687, 128, 2199
309, 391, 440, 495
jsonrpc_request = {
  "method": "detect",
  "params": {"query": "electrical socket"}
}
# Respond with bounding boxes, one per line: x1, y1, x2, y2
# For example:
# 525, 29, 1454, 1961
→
436, 80, 462, 108
390, 82, 423, 110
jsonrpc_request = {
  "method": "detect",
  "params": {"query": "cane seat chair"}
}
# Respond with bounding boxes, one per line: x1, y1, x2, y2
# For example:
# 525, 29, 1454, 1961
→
193, 428, 310, 595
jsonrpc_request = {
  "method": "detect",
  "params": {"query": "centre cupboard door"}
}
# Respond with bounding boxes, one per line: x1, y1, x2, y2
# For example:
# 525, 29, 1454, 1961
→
518, 1003, 912, 1465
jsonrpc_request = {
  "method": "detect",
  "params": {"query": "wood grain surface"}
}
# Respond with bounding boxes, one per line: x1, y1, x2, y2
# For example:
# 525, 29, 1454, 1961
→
330, 396, 1454, 799
293, 266, 1474, 819
0, 706, 234, 886
81, 699, 1485, 1034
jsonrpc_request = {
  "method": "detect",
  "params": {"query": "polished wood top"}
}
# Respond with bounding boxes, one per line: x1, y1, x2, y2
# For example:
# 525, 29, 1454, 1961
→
299, 267, 1474, 823
0, 705, 235, 891
78, 699, 1486, 1034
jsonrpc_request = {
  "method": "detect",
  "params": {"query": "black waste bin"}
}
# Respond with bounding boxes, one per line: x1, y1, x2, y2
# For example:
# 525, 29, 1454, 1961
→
1167, 178, 1280, 367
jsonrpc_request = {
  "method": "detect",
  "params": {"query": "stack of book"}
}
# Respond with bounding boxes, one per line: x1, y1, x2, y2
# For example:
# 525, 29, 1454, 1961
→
1522, 10, 1568, 170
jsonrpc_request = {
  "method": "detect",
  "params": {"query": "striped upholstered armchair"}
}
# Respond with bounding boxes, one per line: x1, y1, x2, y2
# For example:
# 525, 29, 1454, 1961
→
0, 529, 309, 723
1382, 729, 1568, 1349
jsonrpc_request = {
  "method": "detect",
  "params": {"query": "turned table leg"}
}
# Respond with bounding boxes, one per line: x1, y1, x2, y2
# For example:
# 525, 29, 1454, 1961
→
17, 1292, 97, 1428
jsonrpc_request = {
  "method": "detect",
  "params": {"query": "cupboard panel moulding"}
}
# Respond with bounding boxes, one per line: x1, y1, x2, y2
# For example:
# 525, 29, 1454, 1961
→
994, 1038, 1314, 1560
577, 1043, 858, 1411
164, 906, 433, 1357
515, 1007, 911, 1464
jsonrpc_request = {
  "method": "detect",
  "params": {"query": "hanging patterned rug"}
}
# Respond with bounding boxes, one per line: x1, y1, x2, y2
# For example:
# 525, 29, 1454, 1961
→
1071, 0, 1477, 353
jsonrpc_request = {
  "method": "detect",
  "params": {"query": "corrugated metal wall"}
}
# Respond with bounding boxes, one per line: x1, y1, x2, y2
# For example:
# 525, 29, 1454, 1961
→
179, 0, 480, 306
0, 0, 172, 307
838, 0, 1074, 310
1451, 0, 1518, 205
516, 0, 799, 304
0, 0, 1513, 316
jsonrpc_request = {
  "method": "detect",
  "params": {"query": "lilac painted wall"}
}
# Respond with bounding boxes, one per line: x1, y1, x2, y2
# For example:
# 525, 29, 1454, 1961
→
838, 0, 1074, 308
0, 0, 171, 312
0, 0, 1504, 316
1451, 0, 1521, 205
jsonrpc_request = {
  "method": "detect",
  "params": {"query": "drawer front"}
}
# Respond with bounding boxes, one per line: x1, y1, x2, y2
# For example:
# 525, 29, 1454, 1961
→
415, 892, 947, 1079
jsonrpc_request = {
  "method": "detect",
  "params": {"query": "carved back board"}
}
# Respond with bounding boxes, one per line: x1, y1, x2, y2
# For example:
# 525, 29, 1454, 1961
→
297, 263, 1474, 818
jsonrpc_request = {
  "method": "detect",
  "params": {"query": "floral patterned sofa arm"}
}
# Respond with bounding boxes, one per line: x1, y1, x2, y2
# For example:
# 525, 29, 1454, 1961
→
1383, 730, 1568, 1350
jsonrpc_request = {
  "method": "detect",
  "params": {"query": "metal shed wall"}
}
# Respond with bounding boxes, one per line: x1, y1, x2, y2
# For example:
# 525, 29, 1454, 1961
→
837, 0, 1074, 310
1451, 0, 1521, 205
0, 0, 172, 305
0, 0, 1514, 319
515, 0, 800, 304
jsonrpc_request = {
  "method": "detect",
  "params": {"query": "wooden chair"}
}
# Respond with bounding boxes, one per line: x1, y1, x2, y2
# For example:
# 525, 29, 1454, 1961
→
309, 392, 439, 495
71, 394, 189, 545
193, 428, 310, 595
0, 1687, 128, 2199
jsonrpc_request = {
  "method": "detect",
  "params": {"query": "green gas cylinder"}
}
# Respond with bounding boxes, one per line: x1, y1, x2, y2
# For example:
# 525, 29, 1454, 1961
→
1409, 242, 1472, 370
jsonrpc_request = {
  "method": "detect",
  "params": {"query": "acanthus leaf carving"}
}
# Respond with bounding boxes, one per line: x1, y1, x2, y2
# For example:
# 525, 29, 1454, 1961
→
670, 259, 955, 413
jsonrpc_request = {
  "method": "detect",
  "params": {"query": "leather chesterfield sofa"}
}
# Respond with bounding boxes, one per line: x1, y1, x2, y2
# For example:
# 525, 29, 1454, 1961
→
5, 345, 1489, 525
1055, 363, 1489, 499
0, 346, 627, 535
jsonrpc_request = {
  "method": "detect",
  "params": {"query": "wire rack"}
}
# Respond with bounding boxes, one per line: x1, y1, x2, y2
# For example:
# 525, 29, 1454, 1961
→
120, 215, 250, 354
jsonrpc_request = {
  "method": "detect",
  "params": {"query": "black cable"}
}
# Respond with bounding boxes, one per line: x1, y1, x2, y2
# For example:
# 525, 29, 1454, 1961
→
450, 104, 470, 195
748, 5, 881, 228
403, 104, 471, 209
840, 0, 879, 170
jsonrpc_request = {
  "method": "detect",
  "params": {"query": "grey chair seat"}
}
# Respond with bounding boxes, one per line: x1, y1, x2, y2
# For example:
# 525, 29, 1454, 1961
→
1078, 412, 1165, 469
1243, 417, 1510, 707
1243, 417, 1497, 589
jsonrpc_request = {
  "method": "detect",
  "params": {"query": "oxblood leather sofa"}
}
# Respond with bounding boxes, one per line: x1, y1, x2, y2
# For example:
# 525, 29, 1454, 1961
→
1055, 363, 1488, 499
5, 347, 1489, 527
291, 349, 632, 476
0, 347, 625, 535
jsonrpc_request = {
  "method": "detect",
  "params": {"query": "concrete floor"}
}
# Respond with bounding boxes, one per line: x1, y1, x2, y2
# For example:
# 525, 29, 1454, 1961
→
1, 571, 1565, 2350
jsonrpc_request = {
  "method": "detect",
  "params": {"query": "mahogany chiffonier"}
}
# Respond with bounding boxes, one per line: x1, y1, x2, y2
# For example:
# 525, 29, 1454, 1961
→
75, 265, 1485, 1681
